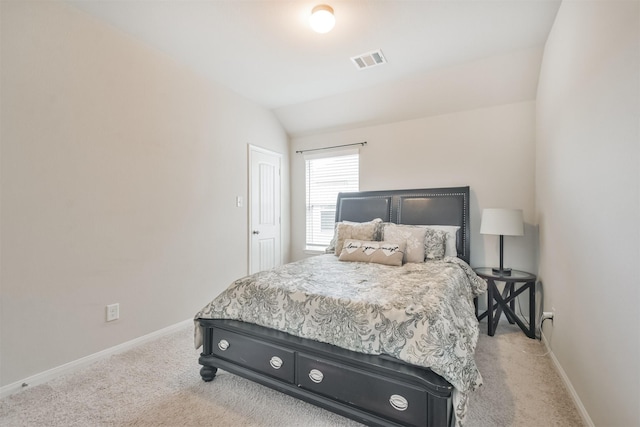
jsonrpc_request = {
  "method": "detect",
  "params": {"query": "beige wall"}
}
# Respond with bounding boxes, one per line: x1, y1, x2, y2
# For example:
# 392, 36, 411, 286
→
536, 1, 639, 425
0, 0, 289, 387
290, 101, 537, 276
4, 2, 638, 425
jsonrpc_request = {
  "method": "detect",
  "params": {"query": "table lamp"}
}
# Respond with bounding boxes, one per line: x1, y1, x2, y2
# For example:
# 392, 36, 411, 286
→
480, 208, 524, 275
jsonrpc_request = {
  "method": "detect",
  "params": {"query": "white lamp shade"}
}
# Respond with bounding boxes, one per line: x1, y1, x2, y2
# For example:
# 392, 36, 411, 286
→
310, 5, 335, 33
480, 208, 524, 236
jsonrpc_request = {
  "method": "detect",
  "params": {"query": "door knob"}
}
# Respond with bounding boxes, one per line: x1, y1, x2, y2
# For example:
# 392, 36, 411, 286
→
252, 230, 260, 235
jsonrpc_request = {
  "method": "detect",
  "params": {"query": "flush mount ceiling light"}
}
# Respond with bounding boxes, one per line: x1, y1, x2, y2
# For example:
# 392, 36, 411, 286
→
309, 4, 335, 33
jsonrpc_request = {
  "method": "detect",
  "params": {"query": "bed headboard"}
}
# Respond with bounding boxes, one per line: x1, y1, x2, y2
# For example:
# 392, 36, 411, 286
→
335, 186, 470, 263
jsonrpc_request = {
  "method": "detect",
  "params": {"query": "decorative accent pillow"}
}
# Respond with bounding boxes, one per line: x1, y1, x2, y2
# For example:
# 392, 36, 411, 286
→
338, 240, 405, 266
382, 223, 428, 263
332, 218, 383, 255
424, 225, 460, 257
424, 228, 448, 260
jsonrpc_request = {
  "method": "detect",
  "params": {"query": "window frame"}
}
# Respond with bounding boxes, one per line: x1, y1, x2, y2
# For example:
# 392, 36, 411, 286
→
304, 149, 359, 252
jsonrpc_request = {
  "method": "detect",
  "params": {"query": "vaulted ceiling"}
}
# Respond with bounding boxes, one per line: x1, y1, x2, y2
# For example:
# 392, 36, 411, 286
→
68, 1, 561, 136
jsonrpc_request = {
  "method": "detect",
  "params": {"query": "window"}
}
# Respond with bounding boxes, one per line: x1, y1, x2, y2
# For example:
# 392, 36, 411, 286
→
305, 150, 359, 250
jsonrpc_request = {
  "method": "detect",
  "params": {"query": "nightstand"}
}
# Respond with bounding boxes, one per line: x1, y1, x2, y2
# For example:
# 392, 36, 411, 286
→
474, 268, 537, 339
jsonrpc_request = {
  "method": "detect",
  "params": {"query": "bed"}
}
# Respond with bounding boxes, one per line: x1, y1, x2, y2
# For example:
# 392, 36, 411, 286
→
195, 186, 484, 427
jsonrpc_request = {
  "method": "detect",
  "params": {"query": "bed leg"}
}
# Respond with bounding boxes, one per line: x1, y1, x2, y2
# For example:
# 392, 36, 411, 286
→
200, 365, 218, 382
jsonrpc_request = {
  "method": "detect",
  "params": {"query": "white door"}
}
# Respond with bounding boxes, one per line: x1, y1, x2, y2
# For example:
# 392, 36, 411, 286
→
249, 145, 282, 274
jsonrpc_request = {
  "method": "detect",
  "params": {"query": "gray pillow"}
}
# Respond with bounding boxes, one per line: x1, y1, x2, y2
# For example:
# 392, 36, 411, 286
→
424, 228, 447, 260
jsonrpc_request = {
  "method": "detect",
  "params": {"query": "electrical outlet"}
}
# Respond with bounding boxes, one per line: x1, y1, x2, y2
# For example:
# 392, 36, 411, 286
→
106, 303, 119, 322
541, 310, 554, 325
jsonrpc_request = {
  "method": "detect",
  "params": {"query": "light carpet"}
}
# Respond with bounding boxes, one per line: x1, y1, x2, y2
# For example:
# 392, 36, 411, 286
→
0, 321, 585, 426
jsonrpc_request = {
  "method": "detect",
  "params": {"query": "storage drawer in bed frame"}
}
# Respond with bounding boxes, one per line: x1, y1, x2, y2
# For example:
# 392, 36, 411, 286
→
211, 328, 295, 384
297, 353, 428, 426
198, 318, 454, 427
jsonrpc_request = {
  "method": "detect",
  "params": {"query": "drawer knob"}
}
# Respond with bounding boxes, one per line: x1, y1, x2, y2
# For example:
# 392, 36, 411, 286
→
389, 394, 409, 411
269, 356, 283, 370
308, 369, 324, 384
217, 339, 230, 351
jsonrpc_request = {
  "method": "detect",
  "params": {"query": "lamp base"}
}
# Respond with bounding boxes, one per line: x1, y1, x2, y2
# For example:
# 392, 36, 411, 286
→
492, 267, 512, 276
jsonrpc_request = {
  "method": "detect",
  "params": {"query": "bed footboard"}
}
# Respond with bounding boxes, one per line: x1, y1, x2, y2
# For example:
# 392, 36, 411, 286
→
198, 318, 454, 427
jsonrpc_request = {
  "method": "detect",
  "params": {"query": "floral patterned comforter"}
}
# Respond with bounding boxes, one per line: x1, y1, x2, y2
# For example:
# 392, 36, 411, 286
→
194, 254, 487, 425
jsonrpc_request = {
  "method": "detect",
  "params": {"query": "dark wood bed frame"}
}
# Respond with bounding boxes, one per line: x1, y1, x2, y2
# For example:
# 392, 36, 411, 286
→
198, 186, 470, 427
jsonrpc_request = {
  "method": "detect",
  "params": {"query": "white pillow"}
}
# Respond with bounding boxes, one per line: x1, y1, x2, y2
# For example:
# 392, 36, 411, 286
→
424, 225, 460, 257
382, 223, 428, 263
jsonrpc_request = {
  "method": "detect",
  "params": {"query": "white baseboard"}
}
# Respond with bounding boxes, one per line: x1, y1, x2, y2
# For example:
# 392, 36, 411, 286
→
541, 330, 595, 427
0, 318, 192, 399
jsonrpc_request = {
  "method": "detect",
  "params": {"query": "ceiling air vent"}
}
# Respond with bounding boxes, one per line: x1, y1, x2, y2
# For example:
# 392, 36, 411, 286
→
350, 49, 386, 70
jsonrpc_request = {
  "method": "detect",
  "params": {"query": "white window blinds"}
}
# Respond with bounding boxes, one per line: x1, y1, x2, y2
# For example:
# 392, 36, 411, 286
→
305, 150, 359, 249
